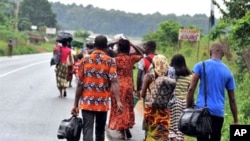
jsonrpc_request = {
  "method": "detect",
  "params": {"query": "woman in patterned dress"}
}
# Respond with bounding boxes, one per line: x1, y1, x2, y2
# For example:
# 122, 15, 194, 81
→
168, 54, 192, 141
140, 54, 176, 141
108, 38, 143, 139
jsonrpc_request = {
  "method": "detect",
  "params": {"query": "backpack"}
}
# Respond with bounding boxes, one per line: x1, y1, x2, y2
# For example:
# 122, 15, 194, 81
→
149, 75, 176, 109
143, 55, 154, 74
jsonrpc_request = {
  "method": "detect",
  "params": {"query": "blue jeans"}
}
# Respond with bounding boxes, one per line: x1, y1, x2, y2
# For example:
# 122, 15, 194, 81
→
81, 110, 107, 141
197, 115, 224, 141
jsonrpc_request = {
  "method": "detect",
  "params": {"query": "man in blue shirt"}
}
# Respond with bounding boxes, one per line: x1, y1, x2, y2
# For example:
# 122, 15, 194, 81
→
187, 42, 238, 141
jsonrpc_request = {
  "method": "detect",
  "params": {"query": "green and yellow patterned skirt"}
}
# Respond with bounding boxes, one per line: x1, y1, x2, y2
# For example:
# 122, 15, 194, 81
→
55, 63, 68, 88
144, 105, 170, 141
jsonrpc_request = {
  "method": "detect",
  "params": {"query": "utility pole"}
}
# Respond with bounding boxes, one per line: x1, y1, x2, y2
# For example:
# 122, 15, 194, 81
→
208, 0, 215, 52
15, 0, 19, 31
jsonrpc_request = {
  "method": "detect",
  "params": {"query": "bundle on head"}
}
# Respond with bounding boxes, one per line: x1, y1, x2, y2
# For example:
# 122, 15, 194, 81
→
56, 32, 73, 43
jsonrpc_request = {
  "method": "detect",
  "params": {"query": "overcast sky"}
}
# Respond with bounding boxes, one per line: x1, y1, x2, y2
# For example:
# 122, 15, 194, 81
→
48, 0, 225, 18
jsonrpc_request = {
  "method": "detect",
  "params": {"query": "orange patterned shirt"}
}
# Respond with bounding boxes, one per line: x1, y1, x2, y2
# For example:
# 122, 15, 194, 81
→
77, 50, 117, 111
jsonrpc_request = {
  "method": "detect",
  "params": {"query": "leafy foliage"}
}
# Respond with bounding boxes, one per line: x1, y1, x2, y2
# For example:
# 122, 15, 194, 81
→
230, 12, 250, 48
18, 0, 57, 31
74, 30, 90, 40
143, 21, 183, 51
211, 0, 250, 79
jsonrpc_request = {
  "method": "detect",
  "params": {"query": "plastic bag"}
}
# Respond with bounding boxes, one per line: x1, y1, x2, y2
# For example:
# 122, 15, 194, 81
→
56, 32, 73, 43
57, 116, 83, 140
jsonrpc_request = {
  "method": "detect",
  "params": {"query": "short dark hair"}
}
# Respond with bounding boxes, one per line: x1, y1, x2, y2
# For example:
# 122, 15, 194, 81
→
94, 35, 108, 49
118, 39, 130, 54
76, 53, 83, 60
144, 40, 156, 51
86, 42, 94, 49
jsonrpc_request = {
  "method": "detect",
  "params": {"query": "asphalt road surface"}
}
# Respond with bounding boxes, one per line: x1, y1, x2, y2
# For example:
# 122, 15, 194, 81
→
0, 53, 145, 141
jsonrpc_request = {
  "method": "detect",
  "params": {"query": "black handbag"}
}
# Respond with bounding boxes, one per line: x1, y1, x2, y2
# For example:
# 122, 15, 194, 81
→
57, 116, 83, 140
50, 46, 62, 66
178, 61, 212, 137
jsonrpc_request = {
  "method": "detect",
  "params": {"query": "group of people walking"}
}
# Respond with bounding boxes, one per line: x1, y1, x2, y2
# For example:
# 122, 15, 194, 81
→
53, 34, 238, 141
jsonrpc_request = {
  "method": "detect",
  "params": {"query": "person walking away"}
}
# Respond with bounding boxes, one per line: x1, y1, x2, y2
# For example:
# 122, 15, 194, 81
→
54, 39, 73, 98
71, 35, 123, 141
167, 54, 192, 141
8, 39, 13, 57
136, 40, 157, 140
140, 54, 176, 141
108, 38, 143, 139
186, 42, 238, 141
136, 40, 157, 97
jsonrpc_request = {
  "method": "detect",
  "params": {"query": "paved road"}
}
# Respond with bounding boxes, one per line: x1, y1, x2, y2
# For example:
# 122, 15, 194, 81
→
0, 53, 145, 141
0, 53, 76, 141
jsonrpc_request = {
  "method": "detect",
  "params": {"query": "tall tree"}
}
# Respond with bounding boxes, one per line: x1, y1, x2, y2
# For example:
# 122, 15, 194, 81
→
0, 0, 16, 28
18, 0, 57, 30
211, 0, 250, 76
0, 0, 15, 19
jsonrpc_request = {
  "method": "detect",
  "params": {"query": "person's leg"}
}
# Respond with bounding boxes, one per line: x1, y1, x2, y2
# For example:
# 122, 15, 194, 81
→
58, 87, 62, 98
8, 48, 11, 57
95, 111, 107, 141
67, 66, 73, 87
197, 135, 209, 141
10, 47, 12, 57
125, 129, 132, 139
210, 115, 224, 141
63, 88, 67, 97
81, 110, 95, 141
197, 115, 224, 141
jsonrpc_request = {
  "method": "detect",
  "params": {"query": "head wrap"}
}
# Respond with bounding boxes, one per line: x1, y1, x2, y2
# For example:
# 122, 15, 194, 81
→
152, 54, 169, 76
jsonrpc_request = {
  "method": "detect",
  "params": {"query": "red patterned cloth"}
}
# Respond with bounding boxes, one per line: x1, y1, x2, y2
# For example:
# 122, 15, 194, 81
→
108, 53, 142, 130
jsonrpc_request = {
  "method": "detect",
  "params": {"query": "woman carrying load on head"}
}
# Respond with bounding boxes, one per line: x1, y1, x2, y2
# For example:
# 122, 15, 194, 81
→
108, 38, 144, 140
54, 32, 73, 98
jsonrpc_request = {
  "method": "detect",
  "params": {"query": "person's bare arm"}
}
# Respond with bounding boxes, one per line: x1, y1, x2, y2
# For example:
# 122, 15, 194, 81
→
130, 42, 144, 56
186, 73, 199, 108
71, 83, 83, 116
227, 90, 238, 124
111, 78, 123, 112
140, 73, 151, 99
107, 41, 117, 48
137, 69, 143, 91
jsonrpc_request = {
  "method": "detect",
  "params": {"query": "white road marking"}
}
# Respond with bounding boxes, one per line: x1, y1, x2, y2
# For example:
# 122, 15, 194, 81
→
0, 60, 48, 78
